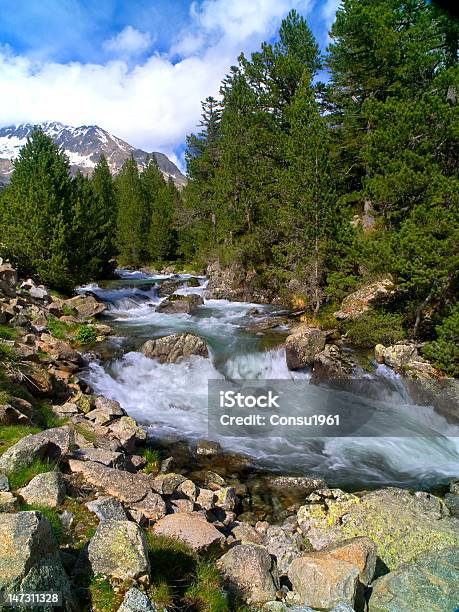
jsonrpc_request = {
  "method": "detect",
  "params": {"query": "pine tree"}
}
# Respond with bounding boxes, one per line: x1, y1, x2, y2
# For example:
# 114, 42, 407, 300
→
115, 157, 148, 266
92, 154, 117, 271
0, 129, 73, 288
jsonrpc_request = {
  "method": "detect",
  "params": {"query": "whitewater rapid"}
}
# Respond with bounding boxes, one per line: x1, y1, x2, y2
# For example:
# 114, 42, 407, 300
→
80, 271, 459, 490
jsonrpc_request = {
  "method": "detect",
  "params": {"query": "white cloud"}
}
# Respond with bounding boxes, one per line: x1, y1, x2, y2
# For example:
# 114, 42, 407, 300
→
103, 25, 151, 56
321, 0, 341, 31
0, 0, 313, 162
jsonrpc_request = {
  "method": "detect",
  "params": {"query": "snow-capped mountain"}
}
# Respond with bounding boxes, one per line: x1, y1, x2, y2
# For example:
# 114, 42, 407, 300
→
0, 121, 187, 188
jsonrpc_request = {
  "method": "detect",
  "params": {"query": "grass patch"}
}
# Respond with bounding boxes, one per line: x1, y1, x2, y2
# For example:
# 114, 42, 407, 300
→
62, 305, 76, 317
37, 402, 68, 428
0, 325, 17, 340
0, 342, 17, 365
73, 423, 98, 444
141, 448, 161, 475
146, 532, 197, 604
7, 458, 56, 490
47, 316, 77, 340
19, 503, 64, 543
184, 561, 228, 612
0, 424, 41, 455
147, 581, 173, 609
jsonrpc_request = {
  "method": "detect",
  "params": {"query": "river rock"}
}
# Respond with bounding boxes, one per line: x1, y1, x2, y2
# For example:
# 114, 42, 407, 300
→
289, 553, 359, 610
0, 491, 17, 511
0, 511, 75, 610
322, 537, 377, 585
310, 345, 359, 383
140, 333, 209, 363
231, 522, 263, 544
0, 427, 72, 474
150, 472, 187, 495
285, 326, 326, 370
65, 294, 107, 319
108, 416, 147, 452
445, 493, 459, 517
374, 341, 442, 379
86, 496, 127, 521
151, 512, 225, 553
157, 279, 182, 297
369, 546, 459, 612
297, 487, 459, 570
88, 519, 150, 582
216, 543, 279, 605
156, 293, 204, 314
0, 263, 18, 297
18, 471, 65, 508
68, 460, 166, 520
72, 447, 125, 468
94, 395, 126, 417
117, 587, 158, 612
334, 276, 395, 320
215, 486, 238, 512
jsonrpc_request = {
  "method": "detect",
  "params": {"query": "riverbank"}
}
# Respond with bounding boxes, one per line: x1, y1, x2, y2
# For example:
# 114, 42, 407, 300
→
0, 263, 458, 611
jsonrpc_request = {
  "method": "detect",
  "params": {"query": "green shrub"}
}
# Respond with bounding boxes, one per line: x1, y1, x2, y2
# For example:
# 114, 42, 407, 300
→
141, 448, 161, 475
341, 310, 406, 348
75, 324, 97, 345
422, 305, 459, 377
47, 316, 75, 340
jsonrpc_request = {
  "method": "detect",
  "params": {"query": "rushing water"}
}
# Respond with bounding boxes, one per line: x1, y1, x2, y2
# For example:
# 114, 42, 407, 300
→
80, 270, 459, 490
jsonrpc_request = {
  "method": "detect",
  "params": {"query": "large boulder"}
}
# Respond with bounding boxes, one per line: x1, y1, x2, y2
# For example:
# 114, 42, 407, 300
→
140, 333, 209, 364
156, 294, 203, 314
88, 519, 150, 583
288, 553, 359, 610
297, 488, 459, 570
216, 543, 279, 605
86, 496, 127, 521
369, 546, 459, 612
334, 276, 395, 320
156, 279, 182, 297
65, 294, 106, 319
68, 460, 166, 521
0, 511, 75, 610
151, 512, 225, 554
261, 524, 308, 576
18, 471, 66, 508
204, 260, 273, 303
0, 427, 72, 474
0, 263, 18, 297
285, 326, 326, 370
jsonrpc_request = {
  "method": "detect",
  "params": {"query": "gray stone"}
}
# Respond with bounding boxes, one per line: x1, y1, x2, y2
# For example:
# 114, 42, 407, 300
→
150, 472, 187, 495
0, 491, 17, 511
88, 519, 150, 582
72, 447, 125, 468
288, 553, 359, 610
216, 543, 279, 605
445, 493, 459, 517
196, 439, 221, 456
18, 471, 65, 508
108, 416, 146, 452
86, 496, 127, 521
334, 277, 395, 321
261, 524, 307, 576
285, 326, 326, 370
151, 512, 225, 553
65, 294, 106, 319
117, 587, 158, 612
140, 333, 208, 364
156, 293, 204, 314
0, 427, 72, 474
369, 546, 459, 612
0, 511, 76, 610
215, 487, 237, 512
94, 395, 126, 418
0, 473, 9, 491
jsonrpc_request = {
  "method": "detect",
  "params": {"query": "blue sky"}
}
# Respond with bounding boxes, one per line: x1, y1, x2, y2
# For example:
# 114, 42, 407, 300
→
0, 0, 340, 169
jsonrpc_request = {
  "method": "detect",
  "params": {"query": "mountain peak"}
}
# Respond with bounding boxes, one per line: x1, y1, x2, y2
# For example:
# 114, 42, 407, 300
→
0, 121, 187, 188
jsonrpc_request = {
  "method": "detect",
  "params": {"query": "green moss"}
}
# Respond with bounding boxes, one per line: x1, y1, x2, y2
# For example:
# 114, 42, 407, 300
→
0, 424, 41, 455
74, 324, 97, 345
7, 458, 56, 490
